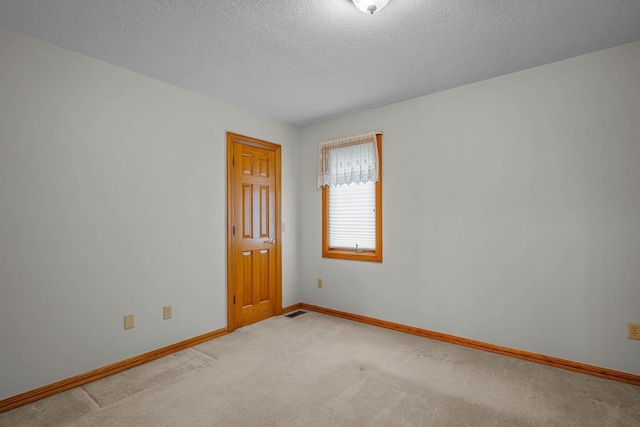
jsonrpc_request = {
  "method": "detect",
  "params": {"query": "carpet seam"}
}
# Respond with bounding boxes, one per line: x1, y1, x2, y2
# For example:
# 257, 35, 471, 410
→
188, 348, 218, 362
79, 386, 101, 410
91, 359, 218, 409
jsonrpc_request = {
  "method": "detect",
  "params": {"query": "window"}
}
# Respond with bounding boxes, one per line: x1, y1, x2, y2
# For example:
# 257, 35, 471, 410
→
319, 133, 382, 262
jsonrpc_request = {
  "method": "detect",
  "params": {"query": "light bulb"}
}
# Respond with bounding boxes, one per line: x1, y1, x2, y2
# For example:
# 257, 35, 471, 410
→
352, 0, 389, 14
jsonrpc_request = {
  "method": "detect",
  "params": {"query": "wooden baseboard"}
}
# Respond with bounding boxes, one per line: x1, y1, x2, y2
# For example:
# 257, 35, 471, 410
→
5, 303, 638, 413
282, 302, 303, 314
2, 305, 299, 413
0, 327, 228, 413
299, 303, 640, 387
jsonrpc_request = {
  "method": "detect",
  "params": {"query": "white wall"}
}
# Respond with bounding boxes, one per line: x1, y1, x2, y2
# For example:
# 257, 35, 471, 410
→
299, 41, 640, 375
0, 26, 300, 400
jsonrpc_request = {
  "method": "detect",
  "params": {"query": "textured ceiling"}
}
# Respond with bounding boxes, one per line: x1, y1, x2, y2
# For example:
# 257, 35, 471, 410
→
1, 0, 640, 126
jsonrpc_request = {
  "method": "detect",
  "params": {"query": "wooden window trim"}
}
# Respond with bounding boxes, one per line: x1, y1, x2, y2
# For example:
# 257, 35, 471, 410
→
322, 134, 382, 262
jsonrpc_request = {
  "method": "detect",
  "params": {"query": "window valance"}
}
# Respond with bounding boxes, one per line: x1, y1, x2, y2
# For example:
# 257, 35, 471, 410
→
317, 132, 379, 188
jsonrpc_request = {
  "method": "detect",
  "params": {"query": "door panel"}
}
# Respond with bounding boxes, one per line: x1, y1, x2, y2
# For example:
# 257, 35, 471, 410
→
259, 185, 269, 237
227, 133, 281, 330
242, 184, 253, 238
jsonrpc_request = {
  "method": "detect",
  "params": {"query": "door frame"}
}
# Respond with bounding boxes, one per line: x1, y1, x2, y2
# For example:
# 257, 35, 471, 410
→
226, 132, 282, 332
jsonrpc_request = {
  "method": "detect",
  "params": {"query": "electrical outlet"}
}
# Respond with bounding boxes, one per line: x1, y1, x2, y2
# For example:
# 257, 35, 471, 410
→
163, 306, 172, 320
317, 278, 323, 288
628, 323, 640, 340
124, 314, 134, 330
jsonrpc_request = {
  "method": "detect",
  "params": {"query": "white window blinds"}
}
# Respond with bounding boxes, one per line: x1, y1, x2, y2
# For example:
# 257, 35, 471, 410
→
329, 181, 376, 250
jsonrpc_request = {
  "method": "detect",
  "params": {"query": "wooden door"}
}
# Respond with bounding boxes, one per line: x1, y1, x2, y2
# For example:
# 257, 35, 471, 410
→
227, 133, 282, 331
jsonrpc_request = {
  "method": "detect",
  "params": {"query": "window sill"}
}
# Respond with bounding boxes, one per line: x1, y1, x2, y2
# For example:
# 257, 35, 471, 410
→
322, 248, 382, 263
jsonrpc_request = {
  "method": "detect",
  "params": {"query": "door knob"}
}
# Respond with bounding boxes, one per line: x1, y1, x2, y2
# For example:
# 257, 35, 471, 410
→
264, 239, 276, 244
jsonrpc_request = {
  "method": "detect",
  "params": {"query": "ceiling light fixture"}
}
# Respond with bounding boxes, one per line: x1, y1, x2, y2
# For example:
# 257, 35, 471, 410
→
352, 0, 389, 14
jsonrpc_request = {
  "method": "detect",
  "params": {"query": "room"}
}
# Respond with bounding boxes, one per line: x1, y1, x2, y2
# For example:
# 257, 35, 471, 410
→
1, 0, 639, 423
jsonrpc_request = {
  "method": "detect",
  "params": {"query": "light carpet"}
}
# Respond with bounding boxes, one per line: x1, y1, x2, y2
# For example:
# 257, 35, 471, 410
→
1, 311, 639, 426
